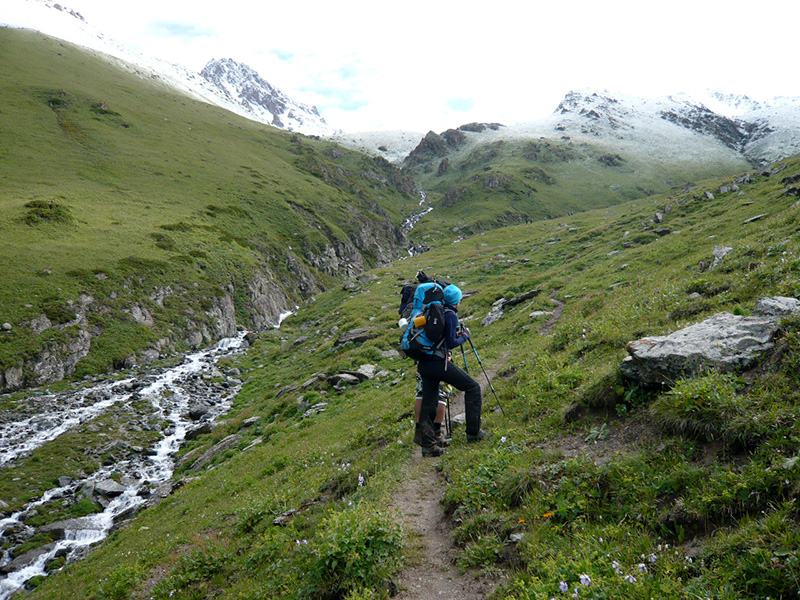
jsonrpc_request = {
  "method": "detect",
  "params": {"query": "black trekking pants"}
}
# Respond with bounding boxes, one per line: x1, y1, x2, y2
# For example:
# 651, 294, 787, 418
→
417, 358, 482, 441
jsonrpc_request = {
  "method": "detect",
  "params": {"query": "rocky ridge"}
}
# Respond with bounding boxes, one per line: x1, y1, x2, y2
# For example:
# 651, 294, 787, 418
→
199, 58, 336, 136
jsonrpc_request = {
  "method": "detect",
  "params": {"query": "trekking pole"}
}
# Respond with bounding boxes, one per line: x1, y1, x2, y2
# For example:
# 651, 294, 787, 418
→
461, 345, 469, 372
445, 388, 452, 439
466, 337, 506, 417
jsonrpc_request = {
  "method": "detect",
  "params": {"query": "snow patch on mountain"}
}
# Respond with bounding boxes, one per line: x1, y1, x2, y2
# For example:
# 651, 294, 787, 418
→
330, 131, 425, 164
199, 59, 336, 136
391, 90, 800, 167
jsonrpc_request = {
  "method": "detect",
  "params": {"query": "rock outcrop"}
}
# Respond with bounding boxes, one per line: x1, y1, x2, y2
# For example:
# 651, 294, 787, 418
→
620, 296, 800, 387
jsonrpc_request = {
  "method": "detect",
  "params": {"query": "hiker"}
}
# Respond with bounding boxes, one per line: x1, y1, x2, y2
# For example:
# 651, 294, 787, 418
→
414, 284, 489, 457
400, 271, 449, 445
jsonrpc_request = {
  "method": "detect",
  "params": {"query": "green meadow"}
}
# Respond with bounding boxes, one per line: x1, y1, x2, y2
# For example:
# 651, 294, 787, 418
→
3, 25, 800, 600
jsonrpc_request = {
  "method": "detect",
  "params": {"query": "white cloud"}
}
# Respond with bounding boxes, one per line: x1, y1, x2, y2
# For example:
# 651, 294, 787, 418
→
5, 0, 800, 132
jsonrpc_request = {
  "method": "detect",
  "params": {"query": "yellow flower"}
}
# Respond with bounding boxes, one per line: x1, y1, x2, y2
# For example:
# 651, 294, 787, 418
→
542, 512, 554, 518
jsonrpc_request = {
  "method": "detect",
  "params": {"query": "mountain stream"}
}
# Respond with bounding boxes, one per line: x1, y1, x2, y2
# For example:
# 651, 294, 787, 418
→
0, 333, 249, 599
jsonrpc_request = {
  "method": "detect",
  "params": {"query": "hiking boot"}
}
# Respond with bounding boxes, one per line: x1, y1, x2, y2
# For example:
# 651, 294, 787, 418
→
421, 445, 445, 458
466, 429, 492, 443
413, 424, 423, 446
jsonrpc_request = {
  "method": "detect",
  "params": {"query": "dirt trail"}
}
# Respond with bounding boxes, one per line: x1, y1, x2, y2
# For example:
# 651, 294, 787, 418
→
390, 293, 565, 598
390, 359, 507, 600
391, 389, 499, 600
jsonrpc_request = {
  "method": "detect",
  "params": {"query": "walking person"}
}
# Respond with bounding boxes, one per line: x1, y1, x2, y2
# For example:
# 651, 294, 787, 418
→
414, 284, 490, 457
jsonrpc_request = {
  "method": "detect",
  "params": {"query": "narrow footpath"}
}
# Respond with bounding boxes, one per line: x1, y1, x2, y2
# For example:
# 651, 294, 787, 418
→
390, 370, 505, 600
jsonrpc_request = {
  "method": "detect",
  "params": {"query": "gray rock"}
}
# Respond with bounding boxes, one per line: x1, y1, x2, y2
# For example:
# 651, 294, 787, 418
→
482, 290, 541, 326
711, 245, 733, 269
57, 476, 73, 488
40, 517, 105, 539
334, 327, 378, 346
95, 478, 127, 497
0, 542, 58, 574
328, 373, 361, 386
187, 405, 210, 421
241, 416, 260, 428
188, 434, 242, 472
743, 214, 767, 224
145, 482, 174, 508
356, 364, 378, 379
302, 402, 329, 419
185, 422, 212, 441
620, 297, 800, 387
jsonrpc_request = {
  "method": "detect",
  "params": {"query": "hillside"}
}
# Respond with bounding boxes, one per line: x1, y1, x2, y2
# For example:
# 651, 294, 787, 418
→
5, 142, 800, 598
0, 27, 419, 390
392, 91, 800, 247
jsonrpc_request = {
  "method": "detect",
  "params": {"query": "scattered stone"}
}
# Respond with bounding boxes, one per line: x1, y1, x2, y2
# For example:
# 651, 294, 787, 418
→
334, 327, 378, 346
2, 322, 11, 330
654, 228, 671, 236
0, 543, 59, 574
327, 373, 361, 386
704, 191, 715, 200
95, 479, 126, 497
241, 416, 260, 428
735, 173, 754, 185
711, 245, 733, 269
187, 405, 210, 421
508, 533, 525, 544
275, 384, 298, 399
302, 402, 329, 419
145, 482, 174, 508
654, 212, 663, 224
188, 434, 243, 472
482, 290, 541, 326
57, 476, 73, 488
529, 311, 553, 319
184, 422, 212, 441
356, 364, 378, 379
743, 214, 767, 224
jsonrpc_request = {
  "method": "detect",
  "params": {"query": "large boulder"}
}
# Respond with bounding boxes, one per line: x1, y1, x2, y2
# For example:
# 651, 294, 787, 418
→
620, 296, 800, 387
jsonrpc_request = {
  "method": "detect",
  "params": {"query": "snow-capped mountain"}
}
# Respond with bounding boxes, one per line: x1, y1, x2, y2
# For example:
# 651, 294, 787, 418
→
547, 90, 800, 164
199, 58, 336, 136
1, 0, 334, 136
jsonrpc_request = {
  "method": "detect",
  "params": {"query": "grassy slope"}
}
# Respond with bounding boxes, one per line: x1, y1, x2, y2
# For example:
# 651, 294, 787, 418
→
404, 131, 752, 247
0, 27, 420, 380
22, 155, 800, 599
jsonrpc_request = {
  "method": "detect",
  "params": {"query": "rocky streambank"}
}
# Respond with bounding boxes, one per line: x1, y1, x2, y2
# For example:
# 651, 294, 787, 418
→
0, 334, 249, 599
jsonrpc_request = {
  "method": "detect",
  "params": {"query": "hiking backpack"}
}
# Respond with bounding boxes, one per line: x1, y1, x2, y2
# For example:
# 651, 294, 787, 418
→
400, 282, 449, 360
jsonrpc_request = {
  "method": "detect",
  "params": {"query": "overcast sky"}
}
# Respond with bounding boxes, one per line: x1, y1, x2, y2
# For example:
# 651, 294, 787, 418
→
6, 0, 800, 133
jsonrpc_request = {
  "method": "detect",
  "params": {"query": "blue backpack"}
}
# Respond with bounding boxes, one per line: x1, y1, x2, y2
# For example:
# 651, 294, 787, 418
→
400, 282, 449, 360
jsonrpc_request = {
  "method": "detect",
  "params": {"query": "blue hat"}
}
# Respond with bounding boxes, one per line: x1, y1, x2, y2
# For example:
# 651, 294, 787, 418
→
443, 284, 463, 306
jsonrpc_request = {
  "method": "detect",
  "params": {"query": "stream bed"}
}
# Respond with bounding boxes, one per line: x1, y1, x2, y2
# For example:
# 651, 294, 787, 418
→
0, 333, 248, 599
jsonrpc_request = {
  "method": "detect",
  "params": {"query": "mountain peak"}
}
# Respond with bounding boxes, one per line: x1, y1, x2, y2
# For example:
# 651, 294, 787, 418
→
199, 58, 333, 135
